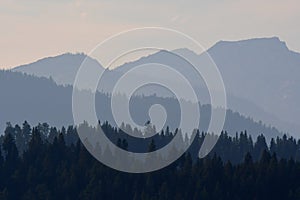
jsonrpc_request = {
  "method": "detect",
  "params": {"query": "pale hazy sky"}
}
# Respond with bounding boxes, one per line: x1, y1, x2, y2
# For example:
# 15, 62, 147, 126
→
0, 0, 299, 69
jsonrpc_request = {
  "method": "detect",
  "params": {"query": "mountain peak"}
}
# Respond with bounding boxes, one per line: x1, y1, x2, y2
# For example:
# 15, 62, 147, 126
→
213, 37, 289, 52
218, 36, 280, 43
13, 52, 103, 86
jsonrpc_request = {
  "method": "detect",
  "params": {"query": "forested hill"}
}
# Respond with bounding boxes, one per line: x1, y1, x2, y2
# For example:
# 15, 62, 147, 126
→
0, 70, 281, 140
0, 122, 300, 199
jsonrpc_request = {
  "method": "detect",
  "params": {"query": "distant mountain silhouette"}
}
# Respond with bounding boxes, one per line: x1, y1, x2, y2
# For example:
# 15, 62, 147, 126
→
12, 37, 300, 136
0, 70, 282, 141
13, 53, 104, 86
111, 37, 300, 136
207, 37, 300, 131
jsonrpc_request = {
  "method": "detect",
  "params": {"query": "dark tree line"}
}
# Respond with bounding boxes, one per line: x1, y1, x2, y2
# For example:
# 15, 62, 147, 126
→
1, 121, 300, 199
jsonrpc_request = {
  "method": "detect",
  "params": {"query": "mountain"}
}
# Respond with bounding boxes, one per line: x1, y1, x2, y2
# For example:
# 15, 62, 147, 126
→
108, 37, 300, 136
207, 37, 300, 128
0, 70, 281, 141
12, 37, 300, 137
113, 37, 300, 136
13, 53, 104, 86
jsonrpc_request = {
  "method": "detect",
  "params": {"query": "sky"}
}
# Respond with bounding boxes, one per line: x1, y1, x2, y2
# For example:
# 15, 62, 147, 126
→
0, 0, 299, 69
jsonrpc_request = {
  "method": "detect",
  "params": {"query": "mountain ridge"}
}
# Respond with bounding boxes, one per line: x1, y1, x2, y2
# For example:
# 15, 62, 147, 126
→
0, 70, 282, 142
11, 36, 300, 137
14, 53, 103, 86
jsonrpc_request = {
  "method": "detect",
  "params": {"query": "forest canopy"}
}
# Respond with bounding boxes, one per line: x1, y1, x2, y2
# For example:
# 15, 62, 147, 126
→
0, 121, 300, 199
